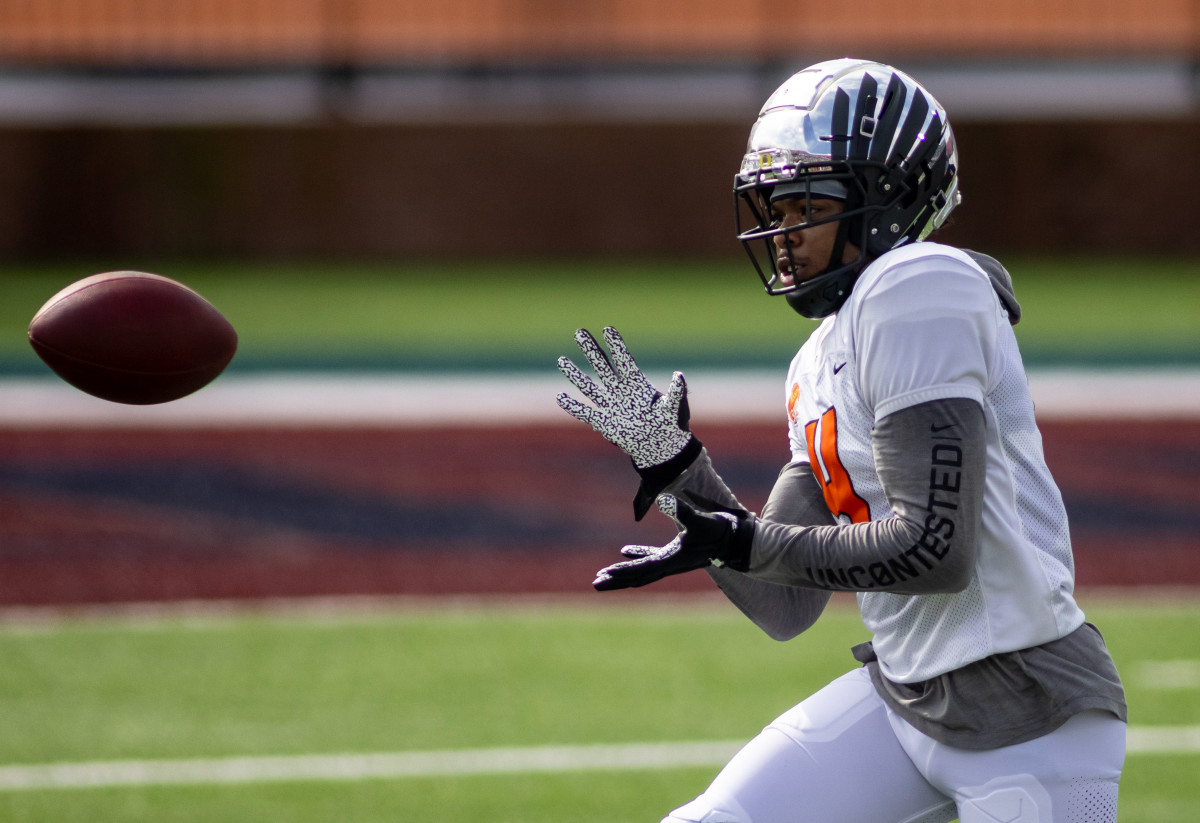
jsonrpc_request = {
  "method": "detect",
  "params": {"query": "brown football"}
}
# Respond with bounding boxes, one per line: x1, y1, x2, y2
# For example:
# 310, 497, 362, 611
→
28, 271, 238, 405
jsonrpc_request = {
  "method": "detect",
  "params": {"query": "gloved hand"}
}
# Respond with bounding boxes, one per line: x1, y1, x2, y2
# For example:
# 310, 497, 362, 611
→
557, 326, 693, 469
558, 327, 705, 520
593, 494, 755, 591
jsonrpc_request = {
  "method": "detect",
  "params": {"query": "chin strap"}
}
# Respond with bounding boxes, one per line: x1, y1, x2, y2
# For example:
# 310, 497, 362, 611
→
783, 204, 869, 319
826, 209, 854, 274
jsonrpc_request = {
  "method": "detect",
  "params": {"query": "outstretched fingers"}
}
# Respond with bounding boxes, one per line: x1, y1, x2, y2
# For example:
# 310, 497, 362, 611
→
573, 328, 617, 383
593, 557, 641, 590
620, 544, 658, 559
664, 371, 690, 428
593, 535, 681, 590
557, 355, 606, 406
555, 392, 597, 427
602, 326, 642, 382
594, 556, 695, 590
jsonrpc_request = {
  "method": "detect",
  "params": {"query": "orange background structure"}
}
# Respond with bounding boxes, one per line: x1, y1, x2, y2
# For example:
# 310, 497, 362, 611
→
0, 0, 1195, 66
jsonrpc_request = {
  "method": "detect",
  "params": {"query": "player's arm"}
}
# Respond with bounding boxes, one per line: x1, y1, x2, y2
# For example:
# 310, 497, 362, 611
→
745, 395, 984, 592
555, 327, 834, 636
594, 395, 985, 594
702, 460, 834, 639
591, 255, 998, 595
663, 450, 834, 640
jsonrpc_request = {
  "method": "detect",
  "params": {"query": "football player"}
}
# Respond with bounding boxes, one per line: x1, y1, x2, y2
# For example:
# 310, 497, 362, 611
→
557, 58, 1127, 823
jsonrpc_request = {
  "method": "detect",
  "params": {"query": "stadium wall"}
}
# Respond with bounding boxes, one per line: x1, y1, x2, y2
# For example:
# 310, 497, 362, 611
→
0, 116, 1196, 260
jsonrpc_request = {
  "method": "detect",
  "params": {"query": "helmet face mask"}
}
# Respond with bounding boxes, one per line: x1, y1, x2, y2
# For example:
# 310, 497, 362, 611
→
734, 59, 962, 318
735, 158, 879, 318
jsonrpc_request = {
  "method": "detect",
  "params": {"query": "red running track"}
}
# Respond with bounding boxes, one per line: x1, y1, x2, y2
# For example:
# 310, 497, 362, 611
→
0, 421, 1196, 605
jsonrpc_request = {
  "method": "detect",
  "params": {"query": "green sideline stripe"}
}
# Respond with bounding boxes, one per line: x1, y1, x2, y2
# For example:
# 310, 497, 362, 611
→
0, 729, 1194, 791
3, 347, 1200, 377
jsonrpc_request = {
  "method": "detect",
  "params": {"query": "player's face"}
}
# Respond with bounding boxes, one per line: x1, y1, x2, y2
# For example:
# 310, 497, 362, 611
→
771, 197, 859, 288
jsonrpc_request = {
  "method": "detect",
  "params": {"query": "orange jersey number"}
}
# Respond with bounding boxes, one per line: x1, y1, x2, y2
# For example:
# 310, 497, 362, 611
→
804, 407, 871, 524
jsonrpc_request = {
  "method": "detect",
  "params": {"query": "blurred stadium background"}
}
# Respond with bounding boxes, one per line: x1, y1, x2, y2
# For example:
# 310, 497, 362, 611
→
0, 0, 1197, 601
0, 4, 1197, 821
0, 0, 1196, 259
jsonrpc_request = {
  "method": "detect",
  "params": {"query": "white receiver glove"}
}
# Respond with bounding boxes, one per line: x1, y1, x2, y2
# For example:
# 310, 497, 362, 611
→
557, 327, 704, 520
556, 326, 693, 469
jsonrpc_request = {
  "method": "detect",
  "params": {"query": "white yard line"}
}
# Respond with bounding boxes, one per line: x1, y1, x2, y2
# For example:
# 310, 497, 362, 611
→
0, 742, 743, 791
0, 368, 1198, 427
0, 729, 1194, 791
1133, 660, 1200, 690
1127, 725, 1200, 755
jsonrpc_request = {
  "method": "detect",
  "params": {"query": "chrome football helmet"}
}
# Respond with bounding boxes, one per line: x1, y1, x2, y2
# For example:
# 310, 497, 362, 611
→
734, 58, 961, 318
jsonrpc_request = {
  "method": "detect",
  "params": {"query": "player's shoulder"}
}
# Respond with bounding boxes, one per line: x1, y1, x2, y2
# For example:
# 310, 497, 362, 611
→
843, 242, 996, 320
857, 242, 987, 292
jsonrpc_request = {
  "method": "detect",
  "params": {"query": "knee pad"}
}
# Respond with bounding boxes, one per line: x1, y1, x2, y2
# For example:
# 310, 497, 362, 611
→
958, 776, 1052, 823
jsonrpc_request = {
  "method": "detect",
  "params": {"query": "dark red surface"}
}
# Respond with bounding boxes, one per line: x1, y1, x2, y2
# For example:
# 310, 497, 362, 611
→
0, 420, 1196, 605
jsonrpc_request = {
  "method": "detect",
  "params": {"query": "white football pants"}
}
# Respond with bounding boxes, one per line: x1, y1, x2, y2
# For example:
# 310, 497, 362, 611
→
664, 667, 1125, 823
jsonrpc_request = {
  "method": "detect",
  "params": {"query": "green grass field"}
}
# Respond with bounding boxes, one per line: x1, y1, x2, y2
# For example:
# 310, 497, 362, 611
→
3, 256, 1199, 371
0, 596, 1197, 822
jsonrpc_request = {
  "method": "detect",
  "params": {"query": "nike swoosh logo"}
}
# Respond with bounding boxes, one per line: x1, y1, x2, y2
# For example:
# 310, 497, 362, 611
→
833, 362, 847, 375
930, 423, 956, 432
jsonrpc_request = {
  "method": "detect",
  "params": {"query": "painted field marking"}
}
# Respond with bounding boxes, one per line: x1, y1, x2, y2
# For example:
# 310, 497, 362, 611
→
0, 741, 742, 791
0, 729, 1195, 791
1, 368, 1198, 427
1133, 660, 1200, 690
1127, 725, 1200, 755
